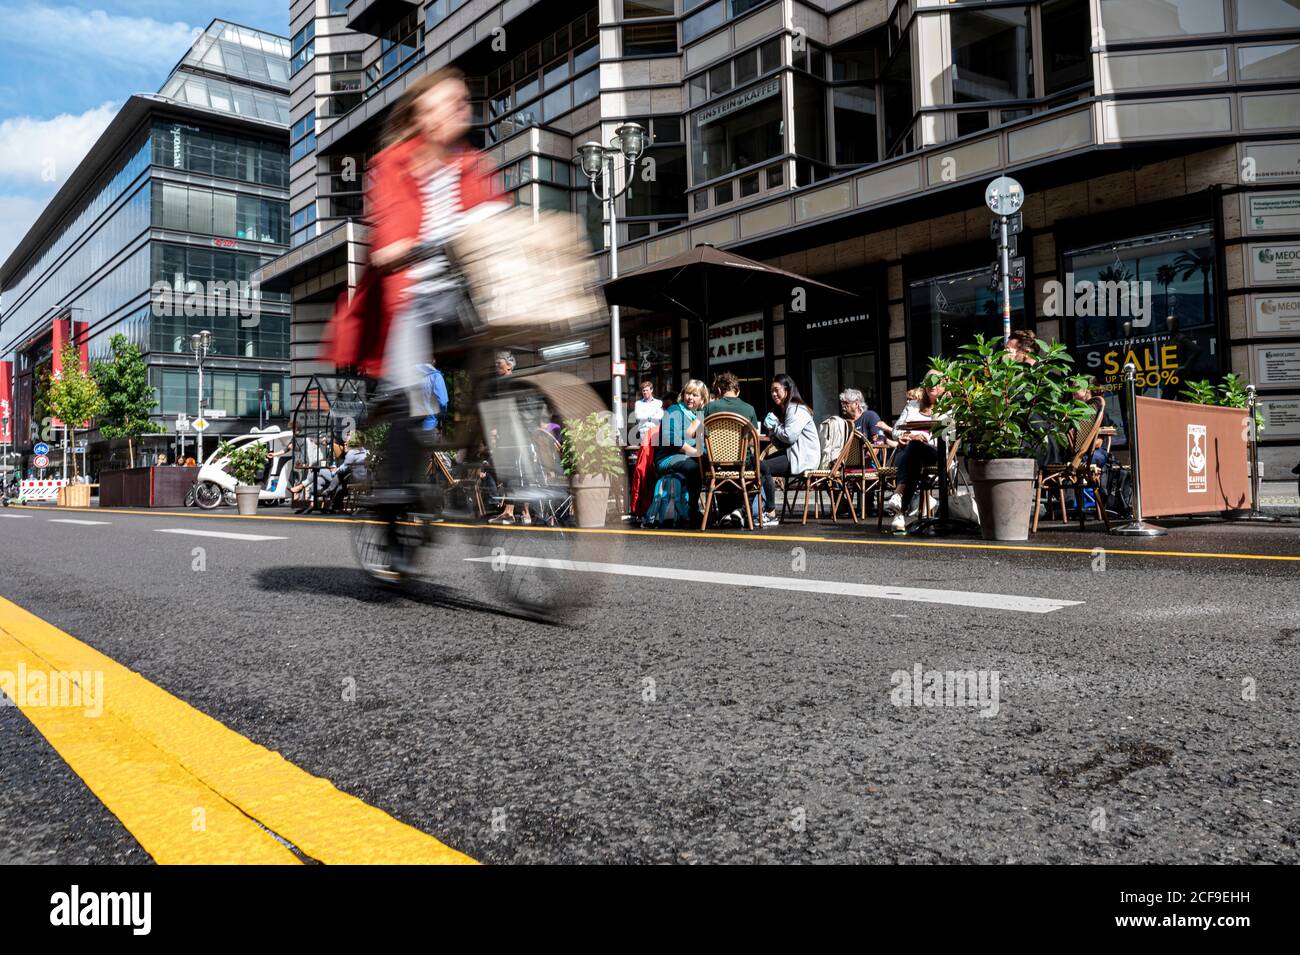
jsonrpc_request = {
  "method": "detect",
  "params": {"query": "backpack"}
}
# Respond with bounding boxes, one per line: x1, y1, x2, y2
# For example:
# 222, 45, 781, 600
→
642, 473, 691, 528
1101, 453, 1133, 519
817, 416, 851, 469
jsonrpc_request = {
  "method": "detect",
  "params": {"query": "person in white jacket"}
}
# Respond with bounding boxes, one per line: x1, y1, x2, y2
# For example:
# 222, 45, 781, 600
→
759, 373, 820, 527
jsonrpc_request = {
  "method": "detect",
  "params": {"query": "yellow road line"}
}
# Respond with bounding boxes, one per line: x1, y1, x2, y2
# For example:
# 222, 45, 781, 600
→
0, 596, 476, 865
17, 503, 1300, 563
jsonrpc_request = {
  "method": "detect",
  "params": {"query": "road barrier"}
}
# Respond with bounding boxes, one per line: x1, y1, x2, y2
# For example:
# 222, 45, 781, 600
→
1133, 396, 1251, 518
19, 479, 68, 503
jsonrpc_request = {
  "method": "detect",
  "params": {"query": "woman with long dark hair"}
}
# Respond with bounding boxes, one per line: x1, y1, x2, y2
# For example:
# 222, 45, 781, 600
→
759, 373, 820, 527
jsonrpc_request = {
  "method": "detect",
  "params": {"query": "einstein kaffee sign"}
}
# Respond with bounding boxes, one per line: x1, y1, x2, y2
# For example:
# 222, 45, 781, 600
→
708, 314, 765, 364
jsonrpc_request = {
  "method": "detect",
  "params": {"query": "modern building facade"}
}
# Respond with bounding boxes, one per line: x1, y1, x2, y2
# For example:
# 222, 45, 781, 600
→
257, 0, 1300, 474
0, 20, 293, 472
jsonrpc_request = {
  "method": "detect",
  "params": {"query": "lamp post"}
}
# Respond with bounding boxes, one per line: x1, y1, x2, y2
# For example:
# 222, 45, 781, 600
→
190, 330, 212, 463
575, 122, 646, 441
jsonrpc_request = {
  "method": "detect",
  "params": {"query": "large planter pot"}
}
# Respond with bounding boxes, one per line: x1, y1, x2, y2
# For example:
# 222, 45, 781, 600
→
571, 475, 611, 528
57, 483, 91, 508
967, 458, 1037, 541
234, 485, 261, 517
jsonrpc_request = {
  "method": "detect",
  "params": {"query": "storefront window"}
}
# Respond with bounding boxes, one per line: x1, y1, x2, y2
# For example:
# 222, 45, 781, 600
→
950, 6, 1032, 103
690, 78, 783, 182
1064, 224, 1222, 440
810, 352, 879, 420
625, 325, 676, 411
908, 262, 1025, 385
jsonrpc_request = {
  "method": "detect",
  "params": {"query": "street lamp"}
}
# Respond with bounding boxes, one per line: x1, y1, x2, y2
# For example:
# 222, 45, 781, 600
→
190, 330, 212, 463
575, 122, 646, 440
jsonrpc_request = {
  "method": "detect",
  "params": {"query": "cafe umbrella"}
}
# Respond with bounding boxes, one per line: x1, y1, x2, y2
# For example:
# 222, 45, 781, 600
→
600, 243, 857, 326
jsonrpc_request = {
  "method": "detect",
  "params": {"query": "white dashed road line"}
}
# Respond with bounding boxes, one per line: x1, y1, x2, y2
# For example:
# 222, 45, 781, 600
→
155, 528, 287, 542
48, 519, 111, 525
467, 555, 1082, 614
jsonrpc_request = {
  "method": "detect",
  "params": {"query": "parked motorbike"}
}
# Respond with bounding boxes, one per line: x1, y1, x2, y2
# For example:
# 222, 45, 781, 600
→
191, 427, 295, 510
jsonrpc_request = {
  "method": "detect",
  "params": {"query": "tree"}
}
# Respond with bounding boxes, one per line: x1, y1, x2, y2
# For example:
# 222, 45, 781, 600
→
47, 344, 106, 479
93, 333, 156, 467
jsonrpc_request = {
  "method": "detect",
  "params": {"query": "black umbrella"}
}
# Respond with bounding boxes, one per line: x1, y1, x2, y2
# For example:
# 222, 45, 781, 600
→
601, 243, 857, 322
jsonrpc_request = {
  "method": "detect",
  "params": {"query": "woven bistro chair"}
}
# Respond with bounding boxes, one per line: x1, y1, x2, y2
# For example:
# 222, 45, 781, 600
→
1033, 397, 1109, 532
429, 449, 486, 518
799, 431, 865, 524
840, 436, 891, 524
700, 412, 762, 530
913, 435, 962, 519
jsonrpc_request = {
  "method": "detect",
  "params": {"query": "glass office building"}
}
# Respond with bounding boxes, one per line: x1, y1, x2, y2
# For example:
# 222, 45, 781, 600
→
0, 20, 292, 471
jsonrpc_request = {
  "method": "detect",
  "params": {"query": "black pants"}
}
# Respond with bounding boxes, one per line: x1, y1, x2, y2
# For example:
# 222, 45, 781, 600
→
761, 451, 794, 513
894, 441, 938, 511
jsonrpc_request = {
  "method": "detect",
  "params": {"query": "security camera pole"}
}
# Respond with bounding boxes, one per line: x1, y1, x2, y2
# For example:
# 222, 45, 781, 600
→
985, 176, 1025, 345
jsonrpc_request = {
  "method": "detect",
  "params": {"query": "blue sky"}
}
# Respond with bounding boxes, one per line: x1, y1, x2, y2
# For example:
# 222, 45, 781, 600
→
0, 1, 290, 268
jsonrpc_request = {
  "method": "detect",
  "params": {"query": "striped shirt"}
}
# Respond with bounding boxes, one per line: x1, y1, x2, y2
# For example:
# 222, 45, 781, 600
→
406, 161, 461, 298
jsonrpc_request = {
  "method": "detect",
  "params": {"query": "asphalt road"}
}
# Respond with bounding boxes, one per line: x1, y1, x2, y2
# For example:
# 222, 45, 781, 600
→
2, 505, 1298, 864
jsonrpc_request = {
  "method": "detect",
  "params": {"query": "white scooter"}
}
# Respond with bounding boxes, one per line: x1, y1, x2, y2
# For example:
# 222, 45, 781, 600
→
191, 427, 296, 510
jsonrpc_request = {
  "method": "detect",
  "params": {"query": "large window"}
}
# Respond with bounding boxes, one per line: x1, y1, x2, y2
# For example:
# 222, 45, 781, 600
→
623, 22, 676, 55
832, 86, 878, 166
881, 36, 914, 154
151, 183, 287, 245
1238, 0, 1300, 31
951, 6, 1032, 103
290, 21, 314, 75
1101, 0, 1225, 40
1041, 0, 1092, 94
158, 370, 288, 417
690, 78, 784, 182
1064, 224, 1221, 436
624, 0, 674, 17
908, 261, 1025, 385
291, 110, 316, 163
153, 123, 288, 188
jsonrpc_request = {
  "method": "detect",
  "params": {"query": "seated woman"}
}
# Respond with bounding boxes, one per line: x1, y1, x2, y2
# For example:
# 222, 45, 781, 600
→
321, 433, 369, 512
759, 374, 820, 527
883, 378, 944, 532
654, 379, 708, 507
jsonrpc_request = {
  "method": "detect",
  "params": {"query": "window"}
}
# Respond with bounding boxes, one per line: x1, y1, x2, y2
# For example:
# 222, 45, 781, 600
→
1041, 0, 1092, 94
690, 80, 784, 182
833, 86, 878, 165
950, 6, 1032, 103
1238, 0, 1300, 31
1101, 0, 1225, 40
881, 35, 914, 154
291, 110, 316, 163
714, 181, 733, 204
909, 262, 1023, 385
625, 145, 687, 216
573, 69, 599, 106
793, 74, 828, 164
683, 2, 724, 43
739, 172, 759, 197
1239, 44, 1300, 81
290, 21, 314, 75
957, 110, 990, 137
735, 48, 759, 85
765, 164, 783, 188
624, 0, 674, 17
708, 62, 733, 96
693, 191, 708, 212
624, 22, 676, 55
331, 52, 363, 71
328, 0, 350, 13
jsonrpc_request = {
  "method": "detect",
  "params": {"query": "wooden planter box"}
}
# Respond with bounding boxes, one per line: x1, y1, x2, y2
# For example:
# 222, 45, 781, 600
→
57, 483, 92, 507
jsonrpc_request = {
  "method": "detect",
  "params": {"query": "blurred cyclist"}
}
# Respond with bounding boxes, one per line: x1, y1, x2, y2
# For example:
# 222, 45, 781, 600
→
324, 66, 505, 514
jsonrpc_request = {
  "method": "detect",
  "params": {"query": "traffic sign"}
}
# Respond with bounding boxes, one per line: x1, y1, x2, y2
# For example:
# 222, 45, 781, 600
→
33, 454, 49, 469
985, 175, 1025, 217
192, 418, 209, 432
989, 212, 1023, 239
33, 442, 50, 456
176, 418, 190, 432
206, 409, 227, 419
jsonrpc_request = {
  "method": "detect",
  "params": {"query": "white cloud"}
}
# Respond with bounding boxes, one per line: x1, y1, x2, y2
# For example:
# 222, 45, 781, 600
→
0, 6, 198, 70
0, 193, 49, 268
0, 103, 118, 187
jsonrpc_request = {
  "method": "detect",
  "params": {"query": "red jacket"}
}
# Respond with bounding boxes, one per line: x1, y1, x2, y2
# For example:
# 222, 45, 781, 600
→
320, 138, 501, 378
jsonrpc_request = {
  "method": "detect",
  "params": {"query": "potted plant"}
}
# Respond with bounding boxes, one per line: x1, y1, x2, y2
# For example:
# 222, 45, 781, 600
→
561, 411, 624, 528
218, 440, 266, 516
930, 335, 1093, 541
1183, 372, 1264, 432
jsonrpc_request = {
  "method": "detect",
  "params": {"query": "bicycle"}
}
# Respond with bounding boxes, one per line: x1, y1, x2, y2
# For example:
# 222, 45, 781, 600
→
347, 241, 625, 622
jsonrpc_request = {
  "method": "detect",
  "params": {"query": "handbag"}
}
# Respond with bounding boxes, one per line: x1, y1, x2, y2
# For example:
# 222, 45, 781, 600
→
449, 208, 605, 343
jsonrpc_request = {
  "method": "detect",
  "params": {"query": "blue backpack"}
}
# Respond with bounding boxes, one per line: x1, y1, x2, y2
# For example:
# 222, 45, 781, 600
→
642, 473, 691, 528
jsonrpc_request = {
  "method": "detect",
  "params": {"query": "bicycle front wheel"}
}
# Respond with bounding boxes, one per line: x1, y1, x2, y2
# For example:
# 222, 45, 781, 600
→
468, 371, 625, 622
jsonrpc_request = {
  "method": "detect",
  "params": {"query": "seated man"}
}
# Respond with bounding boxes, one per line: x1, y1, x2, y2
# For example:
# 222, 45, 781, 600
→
323, 433, 369, 512
687, 372, 759, 526
838, 388, 892, 444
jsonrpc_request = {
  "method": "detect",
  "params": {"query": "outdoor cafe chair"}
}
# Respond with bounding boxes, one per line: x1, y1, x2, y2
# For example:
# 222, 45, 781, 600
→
799, 431, 865, 525
429, 450, 486, 518
1032, 397, 1110, 532
700, 412, 762, 530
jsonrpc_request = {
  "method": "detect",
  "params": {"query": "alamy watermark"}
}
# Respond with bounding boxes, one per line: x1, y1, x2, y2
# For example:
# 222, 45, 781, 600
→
1, 664, 104, 717
151, 278, 261, 326
890, 663, 1000, 718
1042, 272, 1152, 327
